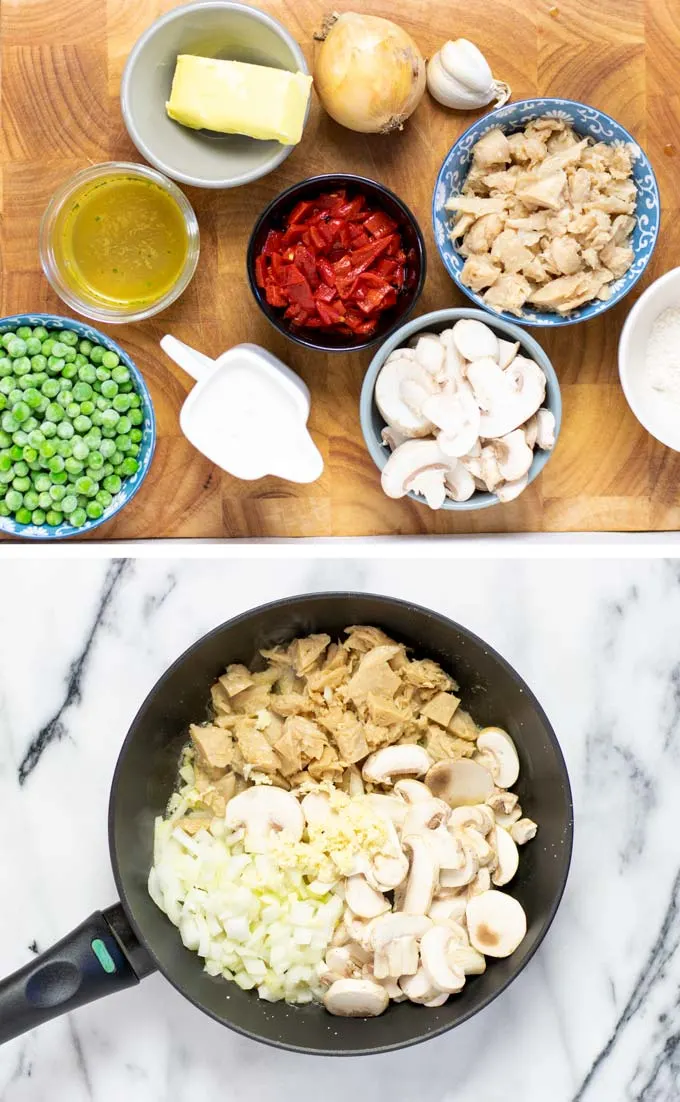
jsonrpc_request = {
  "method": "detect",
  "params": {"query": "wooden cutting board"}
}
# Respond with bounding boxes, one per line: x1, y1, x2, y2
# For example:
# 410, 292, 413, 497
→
1, 0, 679, 538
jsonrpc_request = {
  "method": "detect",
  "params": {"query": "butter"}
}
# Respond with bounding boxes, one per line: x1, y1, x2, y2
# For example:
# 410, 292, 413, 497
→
166, 55, 312, 145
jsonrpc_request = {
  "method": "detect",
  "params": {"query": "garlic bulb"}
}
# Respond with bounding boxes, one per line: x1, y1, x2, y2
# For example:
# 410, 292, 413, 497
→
427, 39, 510, 111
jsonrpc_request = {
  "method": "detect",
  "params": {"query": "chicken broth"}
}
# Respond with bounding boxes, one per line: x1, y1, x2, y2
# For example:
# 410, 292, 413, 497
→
54, 175, 188, 308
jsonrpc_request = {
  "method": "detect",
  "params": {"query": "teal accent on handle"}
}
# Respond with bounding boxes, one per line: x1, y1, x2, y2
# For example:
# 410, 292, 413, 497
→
91, 939, 116, 974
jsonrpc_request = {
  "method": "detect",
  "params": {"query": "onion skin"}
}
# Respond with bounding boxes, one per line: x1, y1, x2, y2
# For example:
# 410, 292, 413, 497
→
315, 12, 426, 134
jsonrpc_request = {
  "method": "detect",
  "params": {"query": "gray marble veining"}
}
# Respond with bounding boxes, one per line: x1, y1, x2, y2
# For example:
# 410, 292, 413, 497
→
0, 558, 679, 1101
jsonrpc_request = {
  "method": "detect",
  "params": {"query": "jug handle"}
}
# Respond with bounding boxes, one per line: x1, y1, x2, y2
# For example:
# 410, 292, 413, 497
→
160, 336, 215, 381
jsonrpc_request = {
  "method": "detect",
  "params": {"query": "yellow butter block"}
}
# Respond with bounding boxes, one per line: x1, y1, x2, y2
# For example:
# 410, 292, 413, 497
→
166, 55, 312, 146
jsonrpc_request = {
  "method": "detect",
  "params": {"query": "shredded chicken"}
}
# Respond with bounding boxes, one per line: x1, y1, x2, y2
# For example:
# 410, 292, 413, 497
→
449, 117, 637, 315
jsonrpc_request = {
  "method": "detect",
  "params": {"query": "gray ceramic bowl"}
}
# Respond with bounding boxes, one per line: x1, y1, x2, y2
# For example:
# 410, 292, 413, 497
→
120, 1, 310, 189
360, 309, 562, 511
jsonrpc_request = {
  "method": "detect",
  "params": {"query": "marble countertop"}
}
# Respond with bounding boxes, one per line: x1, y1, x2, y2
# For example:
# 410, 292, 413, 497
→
1, 556, 678, 1102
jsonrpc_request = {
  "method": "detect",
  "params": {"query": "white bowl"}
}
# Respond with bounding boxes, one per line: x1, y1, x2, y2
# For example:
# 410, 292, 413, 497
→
618, 267, 680, 451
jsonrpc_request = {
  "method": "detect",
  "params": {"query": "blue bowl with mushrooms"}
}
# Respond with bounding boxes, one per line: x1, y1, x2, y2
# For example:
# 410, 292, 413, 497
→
432, 98, 660, 327
0, 313, 155, 540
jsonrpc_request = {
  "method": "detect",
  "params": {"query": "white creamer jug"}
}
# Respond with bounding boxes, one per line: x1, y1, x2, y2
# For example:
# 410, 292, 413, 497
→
160, 337, 324, 484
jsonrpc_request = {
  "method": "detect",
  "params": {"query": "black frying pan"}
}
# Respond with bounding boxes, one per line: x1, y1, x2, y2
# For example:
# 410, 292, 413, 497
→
0, 593, 573, 1055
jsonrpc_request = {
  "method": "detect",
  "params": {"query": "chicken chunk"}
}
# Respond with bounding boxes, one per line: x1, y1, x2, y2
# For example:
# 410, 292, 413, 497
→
190, 724, 233, 772
491, 229, 535, 273
598, 241, 634, 279
483, 273, 532, 315
420, 691, 461, 728
219, 664, 254, 698
460, 254, 501, 292
548, 235, 582, 275
516, 170, 567, 211
464, 213, 505, 254
472, 127, 511, 168
445, 195, 507, 217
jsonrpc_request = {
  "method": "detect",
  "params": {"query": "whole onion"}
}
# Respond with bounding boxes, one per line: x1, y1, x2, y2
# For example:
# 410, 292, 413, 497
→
315, 12, 426, 134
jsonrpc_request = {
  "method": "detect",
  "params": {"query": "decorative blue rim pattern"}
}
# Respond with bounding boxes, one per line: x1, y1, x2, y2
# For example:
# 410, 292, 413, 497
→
0, 314, 156, 540
432, 98, 661, 327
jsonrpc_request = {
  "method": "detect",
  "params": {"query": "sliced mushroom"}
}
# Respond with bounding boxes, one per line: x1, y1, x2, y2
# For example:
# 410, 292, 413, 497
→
381, 424, 410, 452
375, 356, 437, 437
402, 835, 440, 915
466, 357, 508, 413
426, 759, 495, 807
495, 474, 528, 503
486, 789, 521, 829
385, 935, 420, 978
453, 318, 500, 363
399, 967, 443, 1004
322, 946, 358, 983
439, 328, 468, 387
324, 978, 389, 1017
535, 407, 556, 450
491, 826, 519, 887
224, 786, 304, 847
443, 461, 477, 502
420, 926, 466, 994
477, 357, 546, 439
460, 827, 494, 867
370, 913, 432, 953
343, 911, 375, 950
300, 791, 332, 827
523, 414, 538, 449
510, 817, 538, 844
479, 445, 504, 492
393, 779, 433, 804
424, 991, 450, 1007
439, 846, 478, 888
467, 867, 492, 897
476, 727, 520, 788
363, 793, 409, 827
448, 944, 487, 975
407, 467, 447, 510
492, 429, 534, 482
368, 850, 411, 891
423, 388, 481, 458
345, 874, 391, 919
466, 890, 527, 958
498, 339, 520, 370
429, 896, 468, 927
402, 798, 451, 835
381, 440, 449, 501
449, 805, 495, 835
414, 334, 447, 376
363, 745, 432, 785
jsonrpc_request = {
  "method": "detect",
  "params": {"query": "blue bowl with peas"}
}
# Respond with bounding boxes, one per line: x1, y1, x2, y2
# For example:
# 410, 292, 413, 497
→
0, 314, 155, 539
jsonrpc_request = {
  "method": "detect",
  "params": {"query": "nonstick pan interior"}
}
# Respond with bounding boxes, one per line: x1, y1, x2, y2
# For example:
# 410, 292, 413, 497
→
110, 593, 573, 1055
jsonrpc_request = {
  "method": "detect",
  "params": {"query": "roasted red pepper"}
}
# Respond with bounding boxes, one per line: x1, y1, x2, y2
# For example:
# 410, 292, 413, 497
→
255, 189, 409, 337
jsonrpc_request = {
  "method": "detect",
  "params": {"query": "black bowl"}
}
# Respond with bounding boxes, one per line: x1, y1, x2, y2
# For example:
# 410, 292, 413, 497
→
111, 592, 573, 1056
246, 174, 427, 353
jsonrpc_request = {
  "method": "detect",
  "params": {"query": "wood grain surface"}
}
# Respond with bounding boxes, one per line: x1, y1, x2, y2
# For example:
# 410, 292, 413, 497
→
1, 0, 679, 538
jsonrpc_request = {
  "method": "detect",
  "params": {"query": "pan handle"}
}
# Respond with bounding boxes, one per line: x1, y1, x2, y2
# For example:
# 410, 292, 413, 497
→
0, 903, 155, 1045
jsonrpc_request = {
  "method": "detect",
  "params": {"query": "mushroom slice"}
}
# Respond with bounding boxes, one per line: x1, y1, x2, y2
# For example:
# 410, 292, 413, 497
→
429, 896, 468, 927
368, 851, 410, 892
423, 390, 481, 459
399, 967, 442, 1004
413, 334, 446, 376
476, 727, 520, 788
300, 791, 332, 827
449, 805, 495, 835
362, 745, 432, 785
448, 945, 487, 975
363, 793, 409, 827
492, 429, 534, 482
523, 414, 538, 449
535, 408, 556, 450
466, 890, 527, 958
444, 461, 477, 502
426, 759, 495, 808
510, 817, 538, 844
381, 440, 449, 501
385, 935, 420, 978
452, 318, 500, 363
402, 798, 451, 836
466, 357, 508, 412
343, 911, 376, 950
424, 992, 450, 1007
439, 328, 467, 387
381, 424, 409, 451
375, 357, 436, 437
495, 474, 528, 503
347, 765, 364, 798
468, 867, 492, 896
478, 357, 546, 439
498, 339, 520, 370
460, 827, 494, 867
491, 827, 519, 887
323, 978, 389, 1017
224, 786, 304, 848
322, 946, 357, 983
479, 445, 503, 492
420, 927, 466, 994
407, 467, 447, 510
370, 913, 432, 953
345, 874, 391, 919
439, 846, 478, 888
394, 779, 433, 804
402, 835, 440, 915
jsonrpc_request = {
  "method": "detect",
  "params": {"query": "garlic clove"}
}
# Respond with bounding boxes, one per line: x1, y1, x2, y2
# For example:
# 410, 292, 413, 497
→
440, 39, 493, 96
427, 55, 494, 111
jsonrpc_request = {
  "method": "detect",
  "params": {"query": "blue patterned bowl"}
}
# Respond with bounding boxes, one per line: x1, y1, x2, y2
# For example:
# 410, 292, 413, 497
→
0, 314, 155, 540
432, 98, 660, 327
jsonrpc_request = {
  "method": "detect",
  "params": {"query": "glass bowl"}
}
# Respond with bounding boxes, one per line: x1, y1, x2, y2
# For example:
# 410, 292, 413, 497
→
39, 162, 200, 324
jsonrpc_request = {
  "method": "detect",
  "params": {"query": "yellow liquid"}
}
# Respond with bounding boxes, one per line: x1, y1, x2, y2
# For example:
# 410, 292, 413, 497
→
56, 176, 189, 308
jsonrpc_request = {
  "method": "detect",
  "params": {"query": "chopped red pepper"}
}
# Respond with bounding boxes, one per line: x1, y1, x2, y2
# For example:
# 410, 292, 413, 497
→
255, 189, 410, 337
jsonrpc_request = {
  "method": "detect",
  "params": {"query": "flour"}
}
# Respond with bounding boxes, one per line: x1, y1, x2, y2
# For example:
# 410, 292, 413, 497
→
645, 306, 680, 403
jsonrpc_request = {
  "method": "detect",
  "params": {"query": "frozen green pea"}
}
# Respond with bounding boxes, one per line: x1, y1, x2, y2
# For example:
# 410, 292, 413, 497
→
5, 489, 22, 511
0, 469, 14, 485
101, 350, 119, 369
47, 455, 65, 474
15, 507, 32, 524
12, 477, 30, 492
0, 430, 11, 448
129, 428, 142, 444
8, 390, 22, 407
112, 394, 131, 413
64, 457, 83, 475
0, 380, 12, 397
78, 364, 97, 383
13, 460, 28, 476
70, 507, 87, 527
1, 333, 15, 350
99, 437, 117, 459
34, 473, 50, 492
86, 500, 104, 519
95, 367, 111, 382
80, 400, 95, 416
44, 403, 63, 423
71, 439, 89, 460
95, 488, 113, 509
111, 365, 129, 384
56, 391, 72, 410
41, 420, 57, 438
1, 412, 18, 433
74, 475, 96, 496
25, 338, 42, 356
120, 457, 139, 476
90, 409, 103, 427
24, 388, 42, 410
48, 484, 66, 502
39, 440, 56, 460
62, 362, 78, 379
78, 339, 93, 356
51, 341, 67, 358
32, 327, 48, 342
57, 421, 74, 440
30, 508, 46, 525
46, 357, 65, 375
89, 345, 105, 364
13, 357, 31, 376
61, 493, 78, 514
7, 338, 27, 358
73, 382, 92, 402
0, 454, 10, 472
11, 402, 30, 423
115, 416, 132, 435
56, 441, 72, 458
23, 490, 39, 511
41, 379, 59, 398
60, 330, 78, 347
73, 415, 91, 434
22, 446, 37, 464
100, 462, 113, 478
101, 409, 119, 430
45, 510, 63, 526
12, 430, 29, 447
40, 339, 55, 357
30, 355, 47, 372
66, 403, 80, 419
63, 348, 76, 364
0, 359, 12, 378
51, 470, 68, 485
15, 327, 32, 341
38, 491, 52, 510
103, 474, 121, 494
74, 354, 87, 368
101, 380, 118, 399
